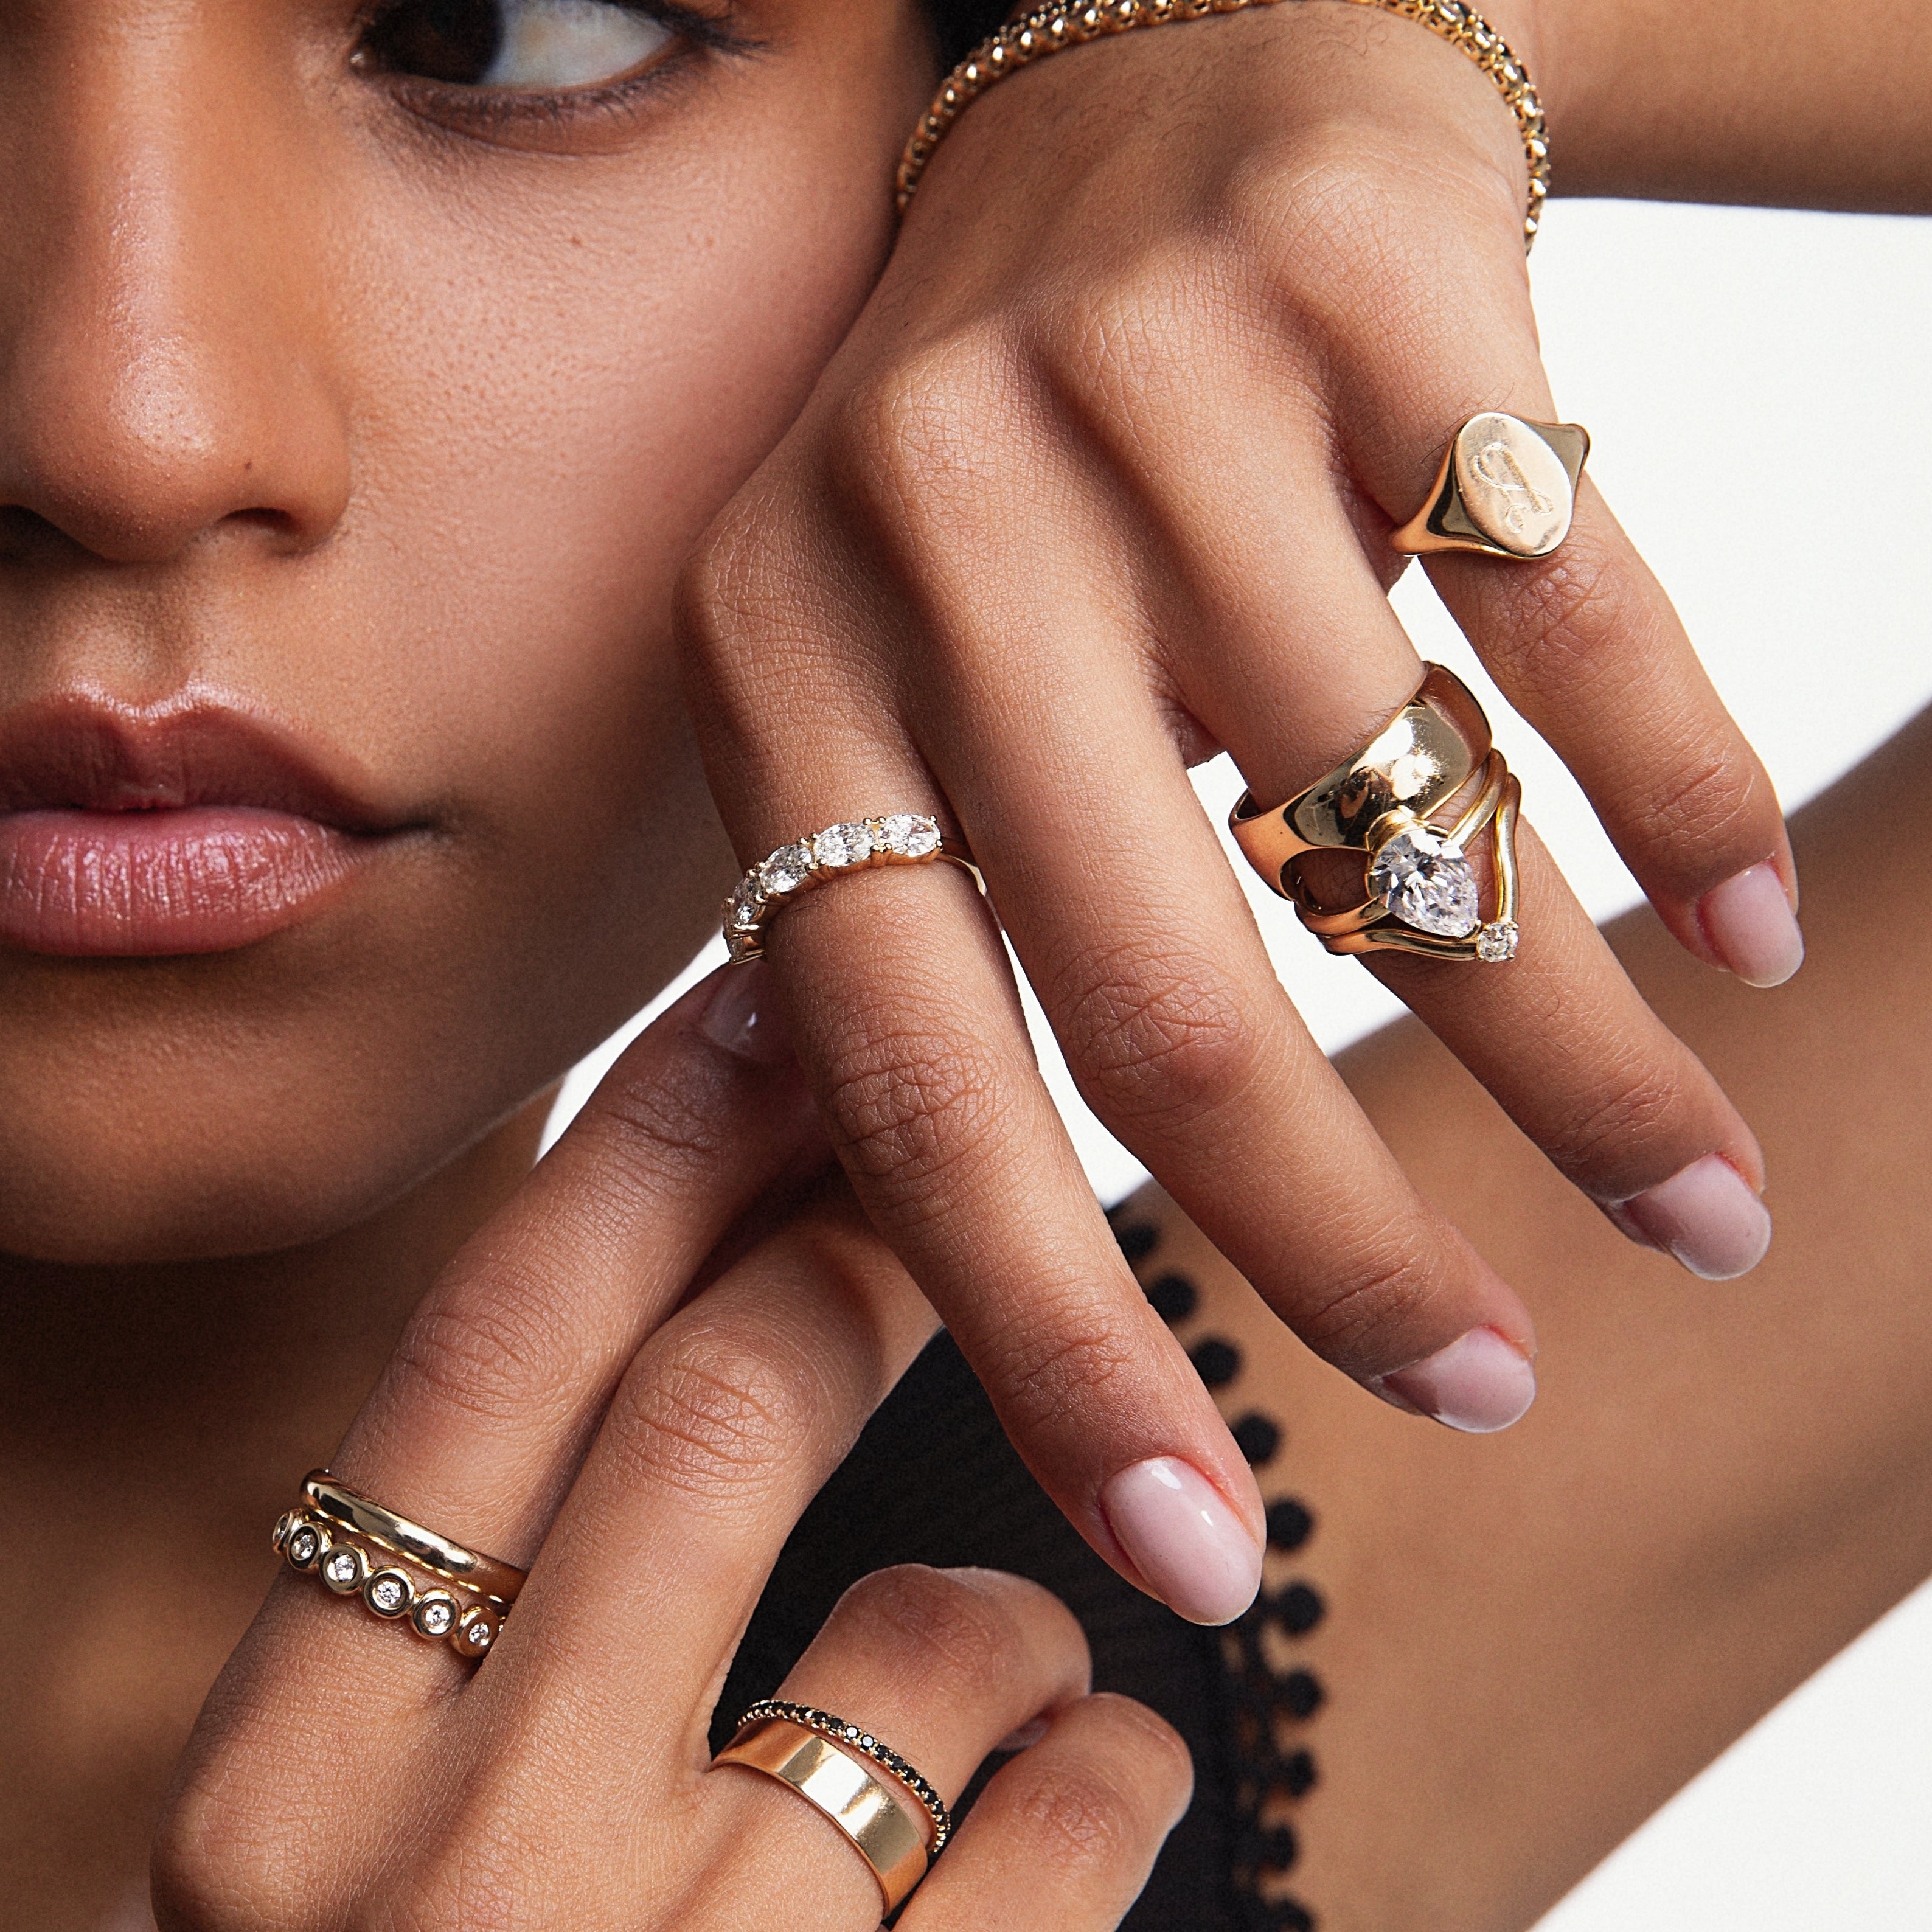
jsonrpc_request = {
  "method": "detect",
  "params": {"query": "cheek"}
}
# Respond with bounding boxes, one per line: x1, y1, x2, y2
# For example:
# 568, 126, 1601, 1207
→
0, 27, 926, 1265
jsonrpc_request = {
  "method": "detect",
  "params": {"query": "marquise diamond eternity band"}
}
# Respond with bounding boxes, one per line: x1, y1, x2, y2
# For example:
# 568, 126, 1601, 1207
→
723, 813, 984, 963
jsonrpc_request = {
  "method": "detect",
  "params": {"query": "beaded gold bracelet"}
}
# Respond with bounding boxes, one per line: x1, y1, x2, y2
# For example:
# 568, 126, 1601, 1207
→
897, 0, 1549, 249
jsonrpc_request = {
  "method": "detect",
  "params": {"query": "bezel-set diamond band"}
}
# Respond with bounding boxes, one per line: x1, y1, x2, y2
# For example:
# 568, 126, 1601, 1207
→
273, 1470, 526, 1659
1229, 664, 1523, 964
274, 1509, 507, 1656
723, 813, 984, 964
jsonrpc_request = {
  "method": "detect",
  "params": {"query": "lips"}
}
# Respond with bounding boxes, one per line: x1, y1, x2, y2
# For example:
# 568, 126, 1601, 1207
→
0, 701, 414, 957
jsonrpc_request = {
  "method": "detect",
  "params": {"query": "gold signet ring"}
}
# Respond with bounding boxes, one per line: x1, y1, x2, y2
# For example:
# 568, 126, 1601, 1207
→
1392, 412, 1590, 560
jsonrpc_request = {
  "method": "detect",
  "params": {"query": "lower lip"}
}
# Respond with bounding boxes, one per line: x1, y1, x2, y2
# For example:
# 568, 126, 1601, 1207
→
0, 808, 372, 957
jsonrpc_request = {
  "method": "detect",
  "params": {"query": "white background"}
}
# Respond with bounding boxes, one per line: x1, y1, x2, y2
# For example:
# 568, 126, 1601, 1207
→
548, 200, 1932, 1925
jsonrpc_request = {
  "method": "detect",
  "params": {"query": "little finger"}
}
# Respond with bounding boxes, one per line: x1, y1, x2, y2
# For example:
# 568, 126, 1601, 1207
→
896, 1694, 1192, 1932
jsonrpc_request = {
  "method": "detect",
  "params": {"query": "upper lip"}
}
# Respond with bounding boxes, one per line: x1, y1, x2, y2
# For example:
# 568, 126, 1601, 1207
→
0, 695, 407, 830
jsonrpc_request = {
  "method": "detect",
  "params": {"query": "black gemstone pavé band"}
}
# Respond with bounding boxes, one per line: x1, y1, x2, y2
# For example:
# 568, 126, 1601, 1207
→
731, 1699, 954, 1851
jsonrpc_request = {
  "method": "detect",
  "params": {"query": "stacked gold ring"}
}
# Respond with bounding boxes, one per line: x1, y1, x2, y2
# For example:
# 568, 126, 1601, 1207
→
272, 1472, 526, 1659
712, 1699, 952, 1911
1229, 664, 1523, 962
300, 1471, 525, 1610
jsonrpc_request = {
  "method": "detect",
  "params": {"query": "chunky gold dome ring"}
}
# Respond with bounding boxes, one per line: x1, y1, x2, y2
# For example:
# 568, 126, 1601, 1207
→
1229, 664, 1523, 964
1392, 412, 1590, 560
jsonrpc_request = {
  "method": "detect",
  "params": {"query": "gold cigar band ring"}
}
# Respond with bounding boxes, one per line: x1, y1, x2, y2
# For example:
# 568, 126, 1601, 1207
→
1230, 664, 1523, 963
724, 813, 985, 964
712, 1700, 953, 1913
1393, 411, 1590, 560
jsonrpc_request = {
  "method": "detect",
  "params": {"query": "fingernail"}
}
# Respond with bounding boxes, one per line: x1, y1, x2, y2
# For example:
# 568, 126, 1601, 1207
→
1615, 1153, 1771, 1281
1100, 1457, 1262, 1626
698, 960, 794, 1065
1370, 1326, 1537, 1433
1699, 863, 1804, 989
995, 1717, 1051, 1753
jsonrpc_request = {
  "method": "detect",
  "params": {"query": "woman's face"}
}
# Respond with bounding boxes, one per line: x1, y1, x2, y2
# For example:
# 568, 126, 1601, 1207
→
0, 0, 930, 1264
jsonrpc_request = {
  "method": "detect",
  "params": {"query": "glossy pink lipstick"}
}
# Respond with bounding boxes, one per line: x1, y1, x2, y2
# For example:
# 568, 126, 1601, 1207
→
0, 702, 409, 957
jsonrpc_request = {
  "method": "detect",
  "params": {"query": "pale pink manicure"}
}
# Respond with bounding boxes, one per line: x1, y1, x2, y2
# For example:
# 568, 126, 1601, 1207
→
1699, 863, 1804, 989
1371, 1326, 1537, 1433
1616, 1153, 1771, 1281
1100, 1457, 1262, 1626
699, 959, 794, 1063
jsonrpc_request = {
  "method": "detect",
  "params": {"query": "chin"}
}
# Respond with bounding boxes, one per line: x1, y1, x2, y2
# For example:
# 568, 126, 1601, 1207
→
0, 1063, 508, 1268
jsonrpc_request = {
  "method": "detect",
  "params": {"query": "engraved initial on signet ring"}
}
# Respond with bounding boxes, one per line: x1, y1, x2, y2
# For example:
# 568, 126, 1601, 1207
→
1392, 412, 1591, 560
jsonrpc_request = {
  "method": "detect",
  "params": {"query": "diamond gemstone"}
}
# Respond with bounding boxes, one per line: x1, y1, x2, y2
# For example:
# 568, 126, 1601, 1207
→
813, 822, 874, 869
1475, 920, 1520, 963
419, 1599, 454, 1633
726, 879, 763, 933
759, 842, 813, 896
879, 813, 939, 858
324, 1551, 358, 1585
469, 1620, 493, 1647
1367, 827, 1480, 939
287, 1527, 319, 1566
369, 1575, 408, 1613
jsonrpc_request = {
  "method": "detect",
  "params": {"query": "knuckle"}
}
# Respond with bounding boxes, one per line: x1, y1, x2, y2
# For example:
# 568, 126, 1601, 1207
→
1006, 1758, 1144, 1874
384, 1285, 580, 1436
154, 1772, 327, 1931
987, 1302, 1142, 1440
1048, 941, 1261, 1131
1638, 743, 1768, 874
1546, 1048, 1694, 1187
602, 1317, 816, 1509
833, 1565, 1022, 1686
1488, 541, 1631, 689
1291, 1237, 1453, 1372
815, 1010, 1018, 1214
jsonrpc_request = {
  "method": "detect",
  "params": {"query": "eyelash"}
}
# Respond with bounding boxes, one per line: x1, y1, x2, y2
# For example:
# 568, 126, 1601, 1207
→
350, 0, 760, 133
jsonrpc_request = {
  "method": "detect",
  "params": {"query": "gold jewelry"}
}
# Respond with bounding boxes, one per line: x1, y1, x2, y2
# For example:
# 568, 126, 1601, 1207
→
1392, 411, 1590, 558
300, 1470, 525, 1610
897, 0, 1551, 250
1229, 663, 1522, 962
723, 815, 984, 964
273, 1510, 506, 1656
712, 1701, 951, 1912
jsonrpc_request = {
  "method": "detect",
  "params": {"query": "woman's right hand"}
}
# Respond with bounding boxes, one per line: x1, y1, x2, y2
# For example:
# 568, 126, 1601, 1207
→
153, 965, 1188, 1931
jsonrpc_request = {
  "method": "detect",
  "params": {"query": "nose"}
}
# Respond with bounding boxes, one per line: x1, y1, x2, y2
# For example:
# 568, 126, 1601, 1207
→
0, 18, 352, 566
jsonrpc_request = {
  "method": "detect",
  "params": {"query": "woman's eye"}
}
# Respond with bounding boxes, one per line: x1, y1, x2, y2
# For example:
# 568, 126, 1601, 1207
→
361, 0, 674, 89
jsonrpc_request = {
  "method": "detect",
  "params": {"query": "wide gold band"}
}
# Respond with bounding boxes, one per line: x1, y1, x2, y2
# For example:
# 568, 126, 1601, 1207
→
1392, 412, 1590, 560
712, 1714, 939, 1912
1229, 665, 1521, 964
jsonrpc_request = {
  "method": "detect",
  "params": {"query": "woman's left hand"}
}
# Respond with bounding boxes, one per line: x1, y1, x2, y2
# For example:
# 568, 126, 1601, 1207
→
676, 0, 1791, 1619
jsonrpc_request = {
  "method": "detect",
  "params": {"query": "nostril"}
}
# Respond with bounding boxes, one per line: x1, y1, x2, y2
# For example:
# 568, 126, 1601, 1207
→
0, 504, 84, 561
224, 507, 301, 538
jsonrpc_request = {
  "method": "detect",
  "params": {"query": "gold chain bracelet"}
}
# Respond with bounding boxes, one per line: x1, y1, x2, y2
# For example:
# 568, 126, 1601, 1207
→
897, 0, 1549, 249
